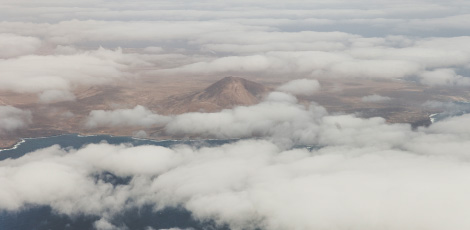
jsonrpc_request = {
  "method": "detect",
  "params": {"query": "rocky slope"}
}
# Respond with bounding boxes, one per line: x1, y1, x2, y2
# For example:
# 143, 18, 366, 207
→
158, 76, 270, 114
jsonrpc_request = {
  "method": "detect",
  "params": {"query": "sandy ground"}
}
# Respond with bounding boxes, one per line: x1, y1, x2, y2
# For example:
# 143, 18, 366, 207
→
1, 74, 468, 149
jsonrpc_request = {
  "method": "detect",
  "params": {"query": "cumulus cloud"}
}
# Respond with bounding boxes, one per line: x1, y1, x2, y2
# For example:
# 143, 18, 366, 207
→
85, 90, 411, 148
0, 106, 32, 135
2, 1, 470, 229
0, 47, 134, 103
361, 94, 392, 102
164, 90, 411, 148
277, 79, 320, 96
0, 1, 468, 85
0, 1, 468, 86
0, 33, 42, 58
165, 92, 327, 146
419, 68, 470, 86
93, 218, 122, 230
3, 77, 470, 230
1, 111, 470, 229
133, 130, 148, 138
84, 91, 327, 145
85, 105, 171, 129
38, 89, 76, 104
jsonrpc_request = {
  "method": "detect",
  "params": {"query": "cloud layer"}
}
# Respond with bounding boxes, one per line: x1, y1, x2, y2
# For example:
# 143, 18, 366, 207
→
84, 87, 412, 148
57, 89, 470, 229
2, 111, 470, 229
1, 0, 470, 91
85, 105, 171, 129
2, 1, 470, 229
0, 47, 137, 103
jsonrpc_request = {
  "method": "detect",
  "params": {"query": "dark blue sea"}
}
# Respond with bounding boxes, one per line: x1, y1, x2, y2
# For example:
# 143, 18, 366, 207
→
429, 101, 470, 123
0, 134, 233, 230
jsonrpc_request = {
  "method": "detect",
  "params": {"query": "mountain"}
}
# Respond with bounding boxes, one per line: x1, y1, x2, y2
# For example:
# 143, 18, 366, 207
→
159, 76, 269, 114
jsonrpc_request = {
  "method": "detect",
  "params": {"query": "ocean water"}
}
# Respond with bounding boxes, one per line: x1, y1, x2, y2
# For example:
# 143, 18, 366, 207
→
0, 134, 233, 230
429, 101, 470, 123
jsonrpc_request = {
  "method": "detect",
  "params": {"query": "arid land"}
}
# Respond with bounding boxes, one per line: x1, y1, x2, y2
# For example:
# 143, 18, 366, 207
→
1, 75, 468, 149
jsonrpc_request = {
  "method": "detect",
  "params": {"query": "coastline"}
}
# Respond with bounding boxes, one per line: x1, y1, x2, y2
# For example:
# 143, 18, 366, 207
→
0, 132, 241, 153
429, 113, 439, 124
0, 132, 71, 151
0, 139, 25, 152
1, 113, 439, 152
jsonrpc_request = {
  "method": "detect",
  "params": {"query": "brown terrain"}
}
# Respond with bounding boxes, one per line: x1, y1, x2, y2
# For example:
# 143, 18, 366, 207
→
1, 75, 469, 149
156, 76, 269, 114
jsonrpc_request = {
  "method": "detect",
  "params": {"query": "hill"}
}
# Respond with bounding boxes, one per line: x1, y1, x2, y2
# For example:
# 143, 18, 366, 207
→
159, 76, 269, 114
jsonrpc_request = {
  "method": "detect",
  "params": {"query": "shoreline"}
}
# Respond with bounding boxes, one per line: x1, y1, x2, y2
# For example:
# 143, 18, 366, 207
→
429, 113, 439, 124
0, 113, 439, 152
0, 132, 240, 152
0, 139, 26, 152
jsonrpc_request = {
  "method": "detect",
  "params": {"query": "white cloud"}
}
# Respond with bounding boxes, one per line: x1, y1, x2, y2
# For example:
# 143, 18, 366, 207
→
133, 130, 148, 138
163, 92, 414, 148
0, 47, 136, 103
84, 91, 410, 148
0, 33, 42, 58
277, 79, 320, 96
361, 94, 392, 103
1, 112, 470, 229
424, 113, 470, 135
0, 106, 32, 135
264, 92, 298, 104
419, 68, 470, 86
3, 79, 470, 230
93, 218, 122, 230
0, 1, 469, 86
38, 89, 76, 104
85, 105, 171, 129
2, 1, 470, 229
161, 55, 272, 74
165, 95, 327, 146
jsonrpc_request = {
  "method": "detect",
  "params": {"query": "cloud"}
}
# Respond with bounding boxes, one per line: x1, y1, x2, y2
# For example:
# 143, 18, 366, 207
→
0, 47, 134, 103
0, 1, 469, 86
143, 46, 164, 53
277, 79, 320, 96
424, 113, 470, 135
38, 89, 76, 104
161, 55, 272, 74
82, 87, 414, 148
94, 218, 124, 230
85, 105, 171, 129
85, 89, 411, 148
0, 20, 268, 45
133, 130, 148, 138
165, 93, 326, 146
361, 94, 392, 102
419, 68, 470, 86
3, 77, 470, 230
264, 91, 298, 104
2, 1, 470, 229
0, 106, 32, 135
1, 111, 470, 229
0, 33, 42, 58
164, 91, 414, 148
